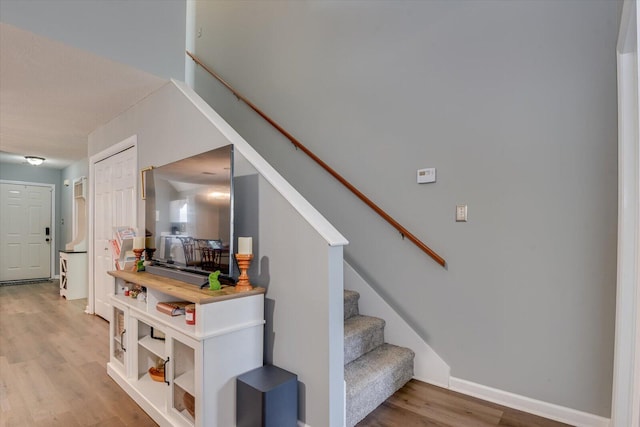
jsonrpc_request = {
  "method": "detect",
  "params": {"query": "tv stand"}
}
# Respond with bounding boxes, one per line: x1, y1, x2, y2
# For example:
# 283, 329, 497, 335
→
107, 270, 265, 426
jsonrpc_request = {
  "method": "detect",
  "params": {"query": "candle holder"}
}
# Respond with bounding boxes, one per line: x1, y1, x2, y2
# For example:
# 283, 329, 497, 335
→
133, 248, 145, 271
145, 248, 156, 261
234, 254, 254, 292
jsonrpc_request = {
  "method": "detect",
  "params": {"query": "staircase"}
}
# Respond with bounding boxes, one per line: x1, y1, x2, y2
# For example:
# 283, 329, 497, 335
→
344, 290, 415, 426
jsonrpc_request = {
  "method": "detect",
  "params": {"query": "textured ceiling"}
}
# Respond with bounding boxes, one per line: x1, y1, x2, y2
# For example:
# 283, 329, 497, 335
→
0, 23, 167, 169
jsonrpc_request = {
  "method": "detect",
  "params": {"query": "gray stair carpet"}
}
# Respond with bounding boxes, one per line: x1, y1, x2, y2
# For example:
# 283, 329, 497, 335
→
344, 315, 385, 365
344, 290, 360, 320
345, 343, 415, 427
343, 290, 415, 427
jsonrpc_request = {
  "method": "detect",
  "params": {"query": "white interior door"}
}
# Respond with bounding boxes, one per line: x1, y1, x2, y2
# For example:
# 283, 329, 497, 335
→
0, 182, 52, 281
93, 146, 137, 321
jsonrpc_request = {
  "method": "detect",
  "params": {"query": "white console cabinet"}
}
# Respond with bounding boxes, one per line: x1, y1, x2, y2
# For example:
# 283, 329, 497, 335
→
107, 270, 265, 427
59, 251, 87, 300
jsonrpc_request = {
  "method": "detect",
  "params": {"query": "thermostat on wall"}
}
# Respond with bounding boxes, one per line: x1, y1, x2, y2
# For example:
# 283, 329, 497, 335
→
417, 168, 436, 184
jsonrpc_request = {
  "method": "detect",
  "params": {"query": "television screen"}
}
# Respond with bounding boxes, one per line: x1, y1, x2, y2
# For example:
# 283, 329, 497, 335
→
145, 145, 233, 276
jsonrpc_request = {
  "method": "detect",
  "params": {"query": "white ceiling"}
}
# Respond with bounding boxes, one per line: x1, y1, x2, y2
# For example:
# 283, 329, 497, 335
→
0, 23, 167, 169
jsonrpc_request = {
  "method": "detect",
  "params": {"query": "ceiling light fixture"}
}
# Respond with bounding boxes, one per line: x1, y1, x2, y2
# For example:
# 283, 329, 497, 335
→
25, 156, 45, 166
208, 191, 230, 200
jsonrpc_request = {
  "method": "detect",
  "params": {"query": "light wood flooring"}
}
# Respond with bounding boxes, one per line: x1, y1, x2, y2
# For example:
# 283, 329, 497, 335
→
0, 281, 156, 426
1, 281, 572, 427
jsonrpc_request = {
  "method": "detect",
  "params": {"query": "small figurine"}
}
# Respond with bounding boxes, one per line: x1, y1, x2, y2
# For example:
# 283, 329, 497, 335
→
208, 270, 221, 290
137, 259, 145, 272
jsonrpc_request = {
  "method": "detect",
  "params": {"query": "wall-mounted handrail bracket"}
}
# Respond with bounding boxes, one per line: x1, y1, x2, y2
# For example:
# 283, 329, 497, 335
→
186, 50, 446, 268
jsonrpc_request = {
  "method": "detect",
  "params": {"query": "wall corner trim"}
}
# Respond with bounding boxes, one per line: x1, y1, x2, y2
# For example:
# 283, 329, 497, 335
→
449, 377, 611, 427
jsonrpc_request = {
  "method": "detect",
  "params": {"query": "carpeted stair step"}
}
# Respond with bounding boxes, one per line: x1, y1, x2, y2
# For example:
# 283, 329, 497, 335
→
344, 290, 360, 320
344, 343, 415, 427
344, 315, 385, 365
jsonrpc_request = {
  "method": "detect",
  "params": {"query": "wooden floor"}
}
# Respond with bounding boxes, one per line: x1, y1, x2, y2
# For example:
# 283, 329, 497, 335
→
0, 281, 156, 427
357, 380, 572, 427
0, 281, 572, 427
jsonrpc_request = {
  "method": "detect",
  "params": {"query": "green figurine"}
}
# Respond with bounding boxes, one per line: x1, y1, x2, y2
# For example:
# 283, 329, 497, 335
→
136, 259, 145, 272
208, 270, 221, 290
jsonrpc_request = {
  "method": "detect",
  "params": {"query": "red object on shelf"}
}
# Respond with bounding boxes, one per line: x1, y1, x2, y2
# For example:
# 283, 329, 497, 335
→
186, 304, 195, 325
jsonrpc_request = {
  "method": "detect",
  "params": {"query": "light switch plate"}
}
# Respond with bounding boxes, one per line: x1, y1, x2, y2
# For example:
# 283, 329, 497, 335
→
456, 205, 467, 222
417, 168, 436, 184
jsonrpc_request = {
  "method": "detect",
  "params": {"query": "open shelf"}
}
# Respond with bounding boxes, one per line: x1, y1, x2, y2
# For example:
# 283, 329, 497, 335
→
172, 382, 196, 426
136, 371, 167, 408
138, 335, 166, 358
113, 293, 147, 311
155, 312, 196, 336
174, 371, 194, 395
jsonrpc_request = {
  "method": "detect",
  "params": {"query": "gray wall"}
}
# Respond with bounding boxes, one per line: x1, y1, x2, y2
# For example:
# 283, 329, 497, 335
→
191, 0, 619, 417
0, 0, 186, 80
0, 162, 63, 275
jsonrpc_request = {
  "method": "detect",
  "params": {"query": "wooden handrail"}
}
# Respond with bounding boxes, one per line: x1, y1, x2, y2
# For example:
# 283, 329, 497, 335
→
186, 51, 446, 267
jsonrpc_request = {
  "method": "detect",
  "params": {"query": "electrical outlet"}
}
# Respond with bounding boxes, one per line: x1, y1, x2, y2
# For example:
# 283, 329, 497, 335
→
456, 205, 467, 222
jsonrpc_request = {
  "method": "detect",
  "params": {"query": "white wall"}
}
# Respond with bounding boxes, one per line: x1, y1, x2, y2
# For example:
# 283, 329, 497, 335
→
88, 81, 348, 426
61, 159, 89, 247
190, 0, 619, 418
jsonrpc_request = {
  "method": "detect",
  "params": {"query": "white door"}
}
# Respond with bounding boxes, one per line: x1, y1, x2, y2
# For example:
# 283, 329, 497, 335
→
0, 183, 52, 281
93, 147, 137, 321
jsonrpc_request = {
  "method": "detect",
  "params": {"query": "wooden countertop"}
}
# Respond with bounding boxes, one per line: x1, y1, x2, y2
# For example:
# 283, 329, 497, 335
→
108, 270, 265, 304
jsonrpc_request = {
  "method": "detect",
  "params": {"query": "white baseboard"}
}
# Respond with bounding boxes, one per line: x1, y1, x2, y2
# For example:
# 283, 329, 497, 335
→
449, 377, 611, 427
297, 421, 311, 427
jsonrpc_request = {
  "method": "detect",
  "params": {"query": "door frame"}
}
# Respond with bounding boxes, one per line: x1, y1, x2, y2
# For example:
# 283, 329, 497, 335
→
0, 180, 56, 280
612, 1, 640, 426
87, 135, 137, 315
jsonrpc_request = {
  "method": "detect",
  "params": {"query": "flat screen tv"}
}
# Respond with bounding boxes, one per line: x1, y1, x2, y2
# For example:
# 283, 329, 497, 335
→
145, 145, 234, 280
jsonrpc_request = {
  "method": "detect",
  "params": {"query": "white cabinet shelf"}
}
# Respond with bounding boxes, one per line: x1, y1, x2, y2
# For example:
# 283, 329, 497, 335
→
113, 293, 147, 312
138, 335, 166, 358
174, 371, 194, 396
107, 270, 265, 427
59, 251, 87, 300
137, 372, 167, 407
